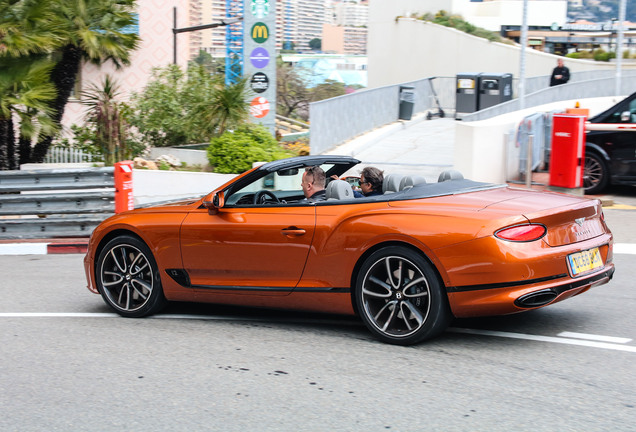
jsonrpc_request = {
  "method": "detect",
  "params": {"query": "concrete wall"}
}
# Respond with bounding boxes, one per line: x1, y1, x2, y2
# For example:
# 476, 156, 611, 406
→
132, 169, 236, 206
454, 0, 567, 31
148, 147, 210, 167
368, 7, 632, 88
310, 77, 442, 154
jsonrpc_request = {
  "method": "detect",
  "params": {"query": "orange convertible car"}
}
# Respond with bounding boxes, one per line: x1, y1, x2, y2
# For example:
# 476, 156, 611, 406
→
84, 155, 615, 345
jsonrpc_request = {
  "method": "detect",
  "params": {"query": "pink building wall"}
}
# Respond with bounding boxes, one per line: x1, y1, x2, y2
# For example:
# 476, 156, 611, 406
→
62, 0, 192, 130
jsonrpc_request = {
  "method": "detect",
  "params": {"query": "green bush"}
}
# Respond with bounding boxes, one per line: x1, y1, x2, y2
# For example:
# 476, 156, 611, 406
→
417, 10, 509, 44
593, 49, 615, 62
207, 124, 294, 173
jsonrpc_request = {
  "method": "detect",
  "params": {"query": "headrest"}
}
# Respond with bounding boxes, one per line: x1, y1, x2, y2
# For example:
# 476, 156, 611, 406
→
399, 175, 427, 190
325, 179, 354, 200
438, 170, 464, 182
382, 174, 404, 194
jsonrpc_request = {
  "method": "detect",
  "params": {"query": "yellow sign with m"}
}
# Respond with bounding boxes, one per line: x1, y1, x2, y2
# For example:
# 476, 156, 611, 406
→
252, 22, 269, 43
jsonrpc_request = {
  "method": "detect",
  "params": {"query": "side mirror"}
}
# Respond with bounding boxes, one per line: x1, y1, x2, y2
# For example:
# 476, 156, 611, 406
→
621, 111, 632, 122
203, 191, 225, 215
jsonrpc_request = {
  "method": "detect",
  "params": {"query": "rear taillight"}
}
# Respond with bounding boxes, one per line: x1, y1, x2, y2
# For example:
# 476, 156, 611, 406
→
495, 224, 547, 242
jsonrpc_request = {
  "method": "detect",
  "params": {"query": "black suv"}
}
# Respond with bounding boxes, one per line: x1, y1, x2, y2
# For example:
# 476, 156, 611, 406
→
585, 92, 636, 194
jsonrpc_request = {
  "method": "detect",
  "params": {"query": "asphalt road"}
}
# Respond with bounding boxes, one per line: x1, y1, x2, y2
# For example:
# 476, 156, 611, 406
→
1, 203, 635, 431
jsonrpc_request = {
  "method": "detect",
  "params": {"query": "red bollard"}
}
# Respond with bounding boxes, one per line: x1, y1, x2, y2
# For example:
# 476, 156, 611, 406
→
114, 160, 134, 213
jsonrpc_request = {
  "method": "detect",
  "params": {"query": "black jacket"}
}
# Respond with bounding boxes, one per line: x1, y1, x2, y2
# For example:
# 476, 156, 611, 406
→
550, 66, 570, 86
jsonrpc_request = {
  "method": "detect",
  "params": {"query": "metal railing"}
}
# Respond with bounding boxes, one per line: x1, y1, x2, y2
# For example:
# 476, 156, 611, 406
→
309, 70, 632, 154
462, 71, 636, 122
0, 168, 115, 239
44, 146, 96, 164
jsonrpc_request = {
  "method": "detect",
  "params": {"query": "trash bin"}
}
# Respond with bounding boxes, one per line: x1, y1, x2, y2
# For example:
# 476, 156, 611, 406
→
398, 86, 415, 120
455, 73, 481, 114
478, 73, 513, 110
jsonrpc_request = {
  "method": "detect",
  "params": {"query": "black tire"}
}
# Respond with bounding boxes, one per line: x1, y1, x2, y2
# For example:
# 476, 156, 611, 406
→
95, 235, 167, 317
354, 246, 451, 345
583, 152, 609, 194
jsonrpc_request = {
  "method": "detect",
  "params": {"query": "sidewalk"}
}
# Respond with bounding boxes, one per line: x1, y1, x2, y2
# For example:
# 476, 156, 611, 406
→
325, 113, 455, 181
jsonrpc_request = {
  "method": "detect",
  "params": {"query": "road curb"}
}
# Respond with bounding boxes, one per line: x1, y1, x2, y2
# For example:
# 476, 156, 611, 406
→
0, 240, 88, 255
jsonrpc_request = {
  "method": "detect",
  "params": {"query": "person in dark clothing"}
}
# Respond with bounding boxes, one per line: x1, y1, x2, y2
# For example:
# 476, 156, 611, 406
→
301, 166, 327, 202
550, 58, 570, 86
353, 166, 384, 198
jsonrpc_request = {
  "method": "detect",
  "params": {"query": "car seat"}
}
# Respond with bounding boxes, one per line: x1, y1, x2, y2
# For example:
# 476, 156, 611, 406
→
438, 170, 464, 182
399, 175, 427, 190
325, 179, 354, 200
382, 174, 404, 194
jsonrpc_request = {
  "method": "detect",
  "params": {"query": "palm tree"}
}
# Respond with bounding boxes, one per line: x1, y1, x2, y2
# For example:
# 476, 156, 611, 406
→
80, 75, 128, 166
0, 56, 57, 170
0, 0, 61, 169
28, 0, 140, 163
0, 0, 63, 57
190, 75, 252, 138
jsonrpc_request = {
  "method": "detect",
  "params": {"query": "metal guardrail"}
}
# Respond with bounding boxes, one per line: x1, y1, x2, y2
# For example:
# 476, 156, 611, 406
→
0, 168, 115, 239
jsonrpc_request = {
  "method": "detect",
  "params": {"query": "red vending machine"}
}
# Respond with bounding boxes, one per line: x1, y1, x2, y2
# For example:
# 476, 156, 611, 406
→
549, 114, 586, 188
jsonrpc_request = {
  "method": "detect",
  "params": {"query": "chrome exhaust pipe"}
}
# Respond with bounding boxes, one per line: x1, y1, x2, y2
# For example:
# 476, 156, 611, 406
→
515, 289, 558, 308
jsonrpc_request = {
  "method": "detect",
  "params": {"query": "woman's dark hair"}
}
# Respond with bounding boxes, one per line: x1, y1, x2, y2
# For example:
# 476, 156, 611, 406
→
362, 167, 384, 191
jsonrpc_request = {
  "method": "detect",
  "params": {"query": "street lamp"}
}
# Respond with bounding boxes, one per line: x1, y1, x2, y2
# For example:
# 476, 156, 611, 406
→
172, 7, 242, 65
610, 17, 617, 54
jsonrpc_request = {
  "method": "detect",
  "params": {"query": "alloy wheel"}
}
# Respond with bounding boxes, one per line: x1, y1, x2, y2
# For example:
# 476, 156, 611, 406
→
360, 255, 432, 338
100, 243, 155, 313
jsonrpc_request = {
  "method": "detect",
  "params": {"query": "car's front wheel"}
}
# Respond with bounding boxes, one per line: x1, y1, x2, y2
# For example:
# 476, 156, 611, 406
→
96, 235, 167, 317
354, 246, 451, 345
584, 152, 609, 194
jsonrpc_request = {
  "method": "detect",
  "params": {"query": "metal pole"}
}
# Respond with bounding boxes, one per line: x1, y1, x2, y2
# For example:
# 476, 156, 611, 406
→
518, 0, 528, 110
616, 0, 627, 96
173, 7, 177, 65
526, 134, 533, 189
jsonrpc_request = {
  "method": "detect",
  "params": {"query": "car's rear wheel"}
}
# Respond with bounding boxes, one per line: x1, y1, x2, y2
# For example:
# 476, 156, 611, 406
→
584, 152, 609, 194
96, 235, 167, 317
354, 246, 450, 345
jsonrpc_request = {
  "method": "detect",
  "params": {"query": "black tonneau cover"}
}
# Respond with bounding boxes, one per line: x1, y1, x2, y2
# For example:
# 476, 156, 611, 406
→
317, 179, 505, 205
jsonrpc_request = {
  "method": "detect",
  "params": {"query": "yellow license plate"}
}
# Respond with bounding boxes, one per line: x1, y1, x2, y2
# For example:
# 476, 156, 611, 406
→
567, 247, 603, 276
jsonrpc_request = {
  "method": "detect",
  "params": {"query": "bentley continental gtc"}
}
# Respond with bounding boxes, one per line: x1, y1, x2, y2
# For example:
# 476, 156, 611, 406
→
84, 156, 614, 345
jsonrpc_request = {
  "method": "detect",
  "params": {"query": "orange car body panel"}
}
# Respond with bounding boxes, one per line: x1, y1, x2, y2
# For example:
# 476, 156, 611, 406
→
85, 182, 614, 318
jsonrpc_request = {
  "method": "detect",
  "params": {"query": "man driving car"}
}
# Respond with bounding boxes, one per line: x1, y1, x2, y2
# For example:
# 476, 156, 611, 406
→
301, 166, 327, 202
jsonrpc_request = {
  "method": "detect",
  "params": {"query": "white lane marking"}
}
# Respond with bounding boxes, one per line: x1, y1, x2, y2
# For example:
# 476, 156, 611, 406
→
614, 243, 636, 255
2, 313, 634, 352
0, 243, 48, 255
557, 331, 632, 344
0, 312, 356, 326
448, 328, 636, 353
0, 312, 118, 318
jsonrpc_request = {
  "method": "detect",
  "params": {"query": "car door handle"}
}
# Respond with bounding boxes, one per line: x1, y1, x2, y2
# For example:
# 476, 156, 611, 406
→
281, 227, 306, 237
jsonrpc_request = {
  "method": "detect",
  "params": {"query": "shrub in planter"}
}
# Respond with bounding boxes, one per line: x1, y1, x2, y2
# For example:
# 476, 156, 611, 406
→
207, 124, 294, 173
